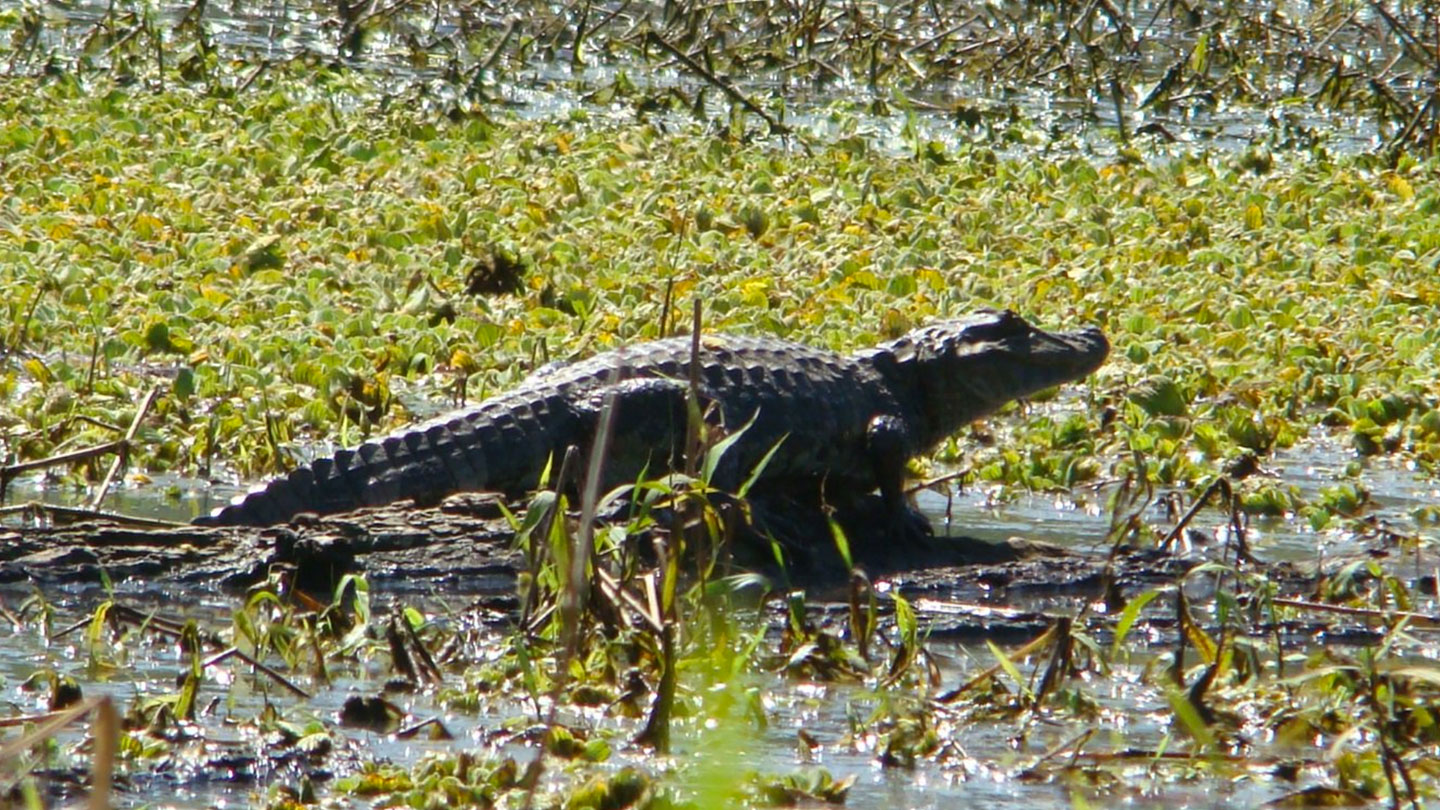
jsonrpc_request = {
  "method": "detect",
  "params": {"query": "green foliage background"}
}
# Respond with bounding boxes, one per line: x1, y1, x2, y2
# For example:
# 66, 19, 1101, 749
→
2, 65, 1440, 526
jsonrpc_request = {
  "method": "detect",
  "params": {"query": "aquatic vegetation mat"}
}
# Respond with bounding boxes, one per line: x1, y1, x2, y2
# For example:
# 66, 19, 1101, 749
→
3, 64, 1440, 544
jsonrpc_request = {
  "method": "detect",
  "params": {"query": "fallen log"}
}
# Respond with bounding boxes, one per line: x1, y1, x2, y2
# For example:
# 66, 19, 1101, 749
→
0, 488, 1069, 593
0, 493, 524, 590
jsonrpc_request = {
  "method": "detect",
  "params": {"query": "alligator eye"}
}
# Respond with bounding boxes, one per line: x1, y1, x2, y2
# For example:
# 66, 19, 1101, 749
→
960, 309, 1025, 342
993, 309, 1021, 327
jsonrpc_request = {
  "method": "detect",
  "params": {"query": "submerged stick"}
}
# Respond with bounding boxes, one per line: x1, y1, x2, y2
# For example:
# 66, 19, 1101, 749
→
90, 385, 162, 510
647, 31, 792, 136
1157, 476, 1253, 563
202, 647, 312, 699
0, 502, 183, 529
93, 604, 313, 699
1272, 597, 1440, 629
936, 621, 1059, 702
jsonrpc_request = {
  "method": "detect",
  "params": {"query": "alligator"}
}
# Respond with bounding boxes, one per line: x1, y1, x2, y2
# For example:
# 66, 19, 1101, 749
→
196, 309, 1109, 527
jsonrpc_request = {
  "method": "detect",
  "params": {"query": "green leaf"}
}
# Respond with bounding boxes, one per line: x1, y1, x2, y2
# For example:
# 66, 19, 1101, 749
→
986, 639, 1032, 699
1165, 688, 1216, 747
737, 433, 787, 497
173, 366, 196, 400
827, 516, 853, 571
702, 408, 759, 484
893, 592, 917, 648
1188, 32, 1209, 74
144, 320, 172, 352
1111, 588, 1162, 658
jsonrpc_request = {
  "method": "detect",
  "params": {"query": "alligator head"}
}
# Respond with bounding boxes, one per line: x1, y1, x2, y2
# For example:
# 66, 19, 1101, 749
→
871, 308, 1110, 449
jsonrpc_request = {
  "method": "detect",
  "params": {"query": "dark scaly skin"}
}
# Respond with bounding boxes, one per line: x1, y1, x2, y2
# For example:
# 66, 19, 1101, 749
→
195, 309, 1109, 527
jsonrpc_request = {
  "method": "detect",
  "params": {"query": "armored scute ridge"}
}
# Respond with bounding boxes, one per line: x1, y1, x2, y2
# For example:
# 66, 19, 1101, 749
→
196, 309, 1109, 527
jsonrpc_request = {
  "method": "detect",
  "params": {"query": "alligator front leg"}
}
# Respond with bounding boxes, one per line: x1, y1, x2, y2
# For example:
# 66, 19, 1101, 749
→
865, 413, 932, 544
866, 414, 913, 515
571, 377, 696, 490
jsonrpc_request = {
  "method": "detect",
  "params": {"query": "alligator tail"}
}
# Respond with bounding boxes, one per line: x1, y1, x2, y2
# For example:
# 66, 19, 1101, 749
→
195, 395, 572, 527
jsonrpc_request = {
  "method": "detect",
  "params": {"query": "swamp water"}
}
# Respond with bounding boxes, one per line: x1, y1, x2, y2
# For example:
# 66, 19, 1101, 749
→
21, 0, 1422, 153
3, 431, 1438, 808
0, 584, 1318, 810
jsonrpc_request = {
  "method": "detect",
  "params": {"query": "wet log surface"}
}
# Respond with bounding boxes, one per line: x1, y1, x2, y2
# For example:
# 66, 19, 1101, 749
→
0, 491, 1409, 657
0, 491, 1074, 588
0, 489, 1344, 620
0, 493, 526, 590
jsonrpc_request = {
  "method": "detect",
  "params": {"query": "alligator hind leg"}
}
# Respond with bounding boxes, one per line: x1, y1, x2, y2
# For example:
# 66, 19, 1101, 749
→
572, 377, 694, 489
